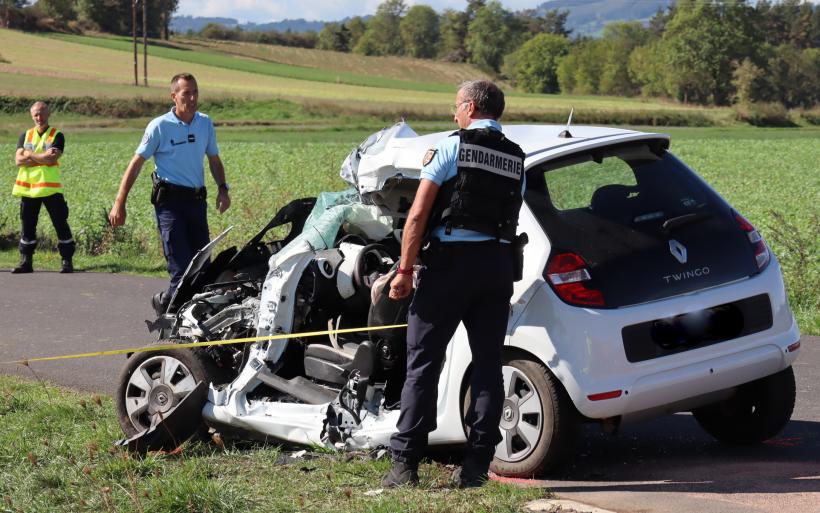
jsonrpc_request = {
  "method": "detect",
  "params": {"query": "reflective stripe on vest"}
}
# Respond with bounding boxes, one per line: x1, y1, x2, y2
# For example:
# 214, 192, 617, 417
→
13, 127, 63, 198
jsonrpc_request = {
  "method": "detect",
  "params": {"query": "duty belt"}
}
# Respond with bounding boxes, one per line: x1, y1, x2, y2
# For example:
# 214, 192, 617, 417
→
151, 172, 206, 204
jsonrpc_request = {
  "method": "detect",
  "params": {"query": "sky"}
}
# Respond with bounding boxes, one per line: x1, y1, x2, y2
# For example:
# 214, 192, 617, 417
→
175, 0, 547, 23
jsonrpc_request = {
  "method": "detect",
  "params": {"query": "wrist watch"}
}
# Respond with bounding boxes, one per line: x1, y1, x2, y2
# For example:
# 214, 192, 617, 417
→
218, 182, 230, 192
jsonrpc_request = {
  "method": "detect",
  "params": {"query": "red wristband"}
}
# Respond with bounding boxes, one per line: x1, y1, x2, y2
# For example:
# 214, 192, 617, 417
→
396, 266, 413, 276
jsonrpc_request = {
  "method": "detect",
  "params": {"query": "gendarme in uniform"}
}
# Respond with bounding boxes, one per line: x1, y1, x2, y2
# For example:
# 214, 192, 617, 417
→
382, 81, 526, 489
109, 73, 230, 313
137, 108, 219, 296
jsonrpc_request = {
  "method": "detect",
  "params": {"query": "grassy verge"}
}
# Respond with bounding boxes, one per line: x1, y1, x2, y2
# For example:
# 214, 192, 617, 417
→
46, 33, 460, 94
0, 375, 548, 513
176, 37, 497, 86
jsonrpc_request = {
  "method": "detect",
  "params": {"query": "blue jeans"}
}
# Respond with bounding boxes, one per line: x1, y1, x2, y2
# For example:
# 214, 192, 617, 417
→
154, 199, 209, 295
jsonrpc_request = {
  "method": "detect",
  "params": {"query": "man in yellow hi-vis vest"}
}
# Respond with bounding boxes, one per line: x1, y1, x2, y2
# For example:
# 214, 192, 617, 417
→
12, 101, 75, 273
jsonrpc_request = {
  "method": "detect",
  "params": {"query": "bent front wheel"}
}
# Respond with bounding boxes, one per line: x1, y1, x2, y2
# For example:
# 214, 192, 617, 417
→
115, 341, 225, 437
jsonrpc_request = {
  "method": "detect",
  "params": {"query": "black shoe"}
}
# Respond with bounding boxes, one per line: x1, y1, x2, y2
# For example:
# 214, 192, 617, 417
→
151, 291, 170, 315
11, 254, 33, 274
60, 258, 73, 274
381, 461, 419, 488
452, 455, 491, 488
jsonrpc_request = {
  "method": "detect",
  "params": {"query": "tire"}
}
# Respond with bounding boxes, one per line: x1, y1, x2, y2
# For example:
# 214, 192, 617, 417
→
692, 366, 796, 445
115, 340, 228, 438
463, 356, 579, 478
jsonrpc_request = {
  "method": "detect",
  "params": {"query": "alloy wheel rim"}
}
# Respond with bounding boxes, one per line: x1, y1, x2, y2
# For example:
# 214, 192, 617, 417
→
494, 365, 543, 463
124, 355, 197, 431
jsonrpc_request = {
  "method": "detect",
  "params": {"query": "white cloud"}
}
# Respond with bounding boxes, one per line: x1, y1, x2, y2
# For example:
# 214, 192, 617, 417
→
176, 0, 543, 23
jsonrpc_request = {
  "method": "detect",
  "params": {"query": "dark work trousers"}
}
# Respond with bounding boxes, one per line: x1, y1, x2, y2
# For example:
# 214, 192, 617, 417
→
389, 241, 514, 465
154, 198, 210, 296
19, 194, 75, 258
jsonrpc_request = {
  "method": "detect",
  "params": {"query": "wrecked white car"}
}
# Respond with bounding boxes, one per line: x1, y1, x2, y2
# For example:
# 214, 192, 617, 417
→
116, 123, 801, 477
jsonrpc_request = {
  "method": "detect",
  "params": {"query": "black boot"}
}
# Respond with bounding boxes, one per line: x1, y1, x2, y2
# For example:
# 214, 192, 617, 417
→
151, 291, 171, 315
11, 253, 33, 274
381, 460, 419, 488
452, 453, 491, 488
60, 257, 74, 274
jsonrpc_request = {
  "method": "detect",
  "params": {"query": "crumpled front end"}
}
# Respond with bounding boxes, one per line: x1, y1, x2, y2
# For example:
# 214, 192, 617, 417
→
341, 122, 451, 218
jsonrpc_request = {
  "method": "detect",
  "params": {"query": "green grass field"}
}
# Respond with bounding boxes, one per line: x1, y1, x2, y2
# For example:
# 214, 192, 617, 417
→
0, 375, 546, 513
45, 33, 464, 94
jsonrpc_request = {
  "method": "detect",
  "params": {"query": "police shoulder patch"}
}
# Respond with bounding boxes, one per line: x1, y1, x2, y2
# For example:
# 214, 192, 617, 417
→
422, 149, 437, 166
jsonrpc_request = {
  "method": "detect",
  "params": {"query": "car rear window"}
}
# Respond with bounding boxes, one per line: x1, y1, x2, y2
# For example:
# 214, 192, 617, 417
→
524, 141, 753, 308
527, 142, 719, 230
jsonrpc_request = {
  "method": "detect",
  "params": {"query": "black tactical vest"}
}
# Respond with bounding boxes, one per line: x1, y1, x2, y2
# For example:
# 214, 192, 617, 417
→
431, 128, 525, 241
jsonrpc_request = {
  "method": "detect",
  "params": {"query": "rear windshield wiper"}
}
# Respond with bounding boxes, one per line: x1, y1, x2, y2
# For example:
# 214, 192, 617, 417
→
662, 212, 714, 232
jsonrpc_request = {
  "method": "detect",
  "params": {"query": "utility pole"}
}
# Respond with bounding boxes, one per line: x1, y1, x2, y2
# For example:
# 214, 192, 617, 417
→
142, 0, 148, 86
132, 0, 138, 86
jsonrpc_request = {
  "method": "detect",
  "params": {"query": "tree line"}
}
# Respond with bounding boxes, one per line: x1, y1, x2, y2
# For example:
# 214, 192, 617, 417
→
1, 0, 179, 39
193, 0, 820, 109
314, 0, 819, 109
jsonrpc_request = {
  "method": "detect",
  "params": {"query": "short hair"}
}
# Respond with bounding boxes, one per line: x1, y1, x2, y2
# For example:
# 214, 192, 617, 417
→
30, 101, 49, 113
458, 80, 505, 119
171, 73, 197, 91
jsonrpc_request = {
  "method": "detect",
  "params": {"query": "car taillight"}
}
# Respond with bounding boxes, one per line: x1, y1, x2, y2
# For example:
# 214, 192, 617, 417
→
545, 252, 605, 307
733, 210, 770, 271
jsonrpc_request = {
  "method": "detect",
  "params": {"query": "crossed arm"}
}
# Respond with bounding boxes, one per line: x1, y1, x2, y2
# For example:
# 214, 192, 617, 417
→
15, 147, 62, 167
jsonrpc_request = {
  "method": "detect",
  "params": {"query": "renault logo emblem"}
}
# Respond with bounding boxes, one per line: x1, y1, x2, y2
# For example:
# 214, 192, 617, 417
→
669, 239, 687, 264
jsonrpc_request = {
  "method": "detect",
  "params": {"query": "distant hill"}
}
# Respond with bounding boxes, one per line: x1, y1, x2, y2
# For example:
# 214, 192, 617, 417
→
171, 1, 673, 38
170, 15, 326, 34
536, 0, 674, 36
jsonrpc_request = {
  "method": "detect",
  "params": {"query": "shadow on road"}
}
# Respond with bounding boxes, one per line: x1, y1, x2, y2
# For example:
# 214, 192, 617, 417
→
544, 414, 820, 495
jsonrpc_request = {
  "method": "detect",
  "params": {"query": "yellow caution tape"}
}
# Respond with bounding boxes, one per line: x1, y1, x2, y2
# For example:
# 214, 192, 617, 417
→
0, 324, 408, 365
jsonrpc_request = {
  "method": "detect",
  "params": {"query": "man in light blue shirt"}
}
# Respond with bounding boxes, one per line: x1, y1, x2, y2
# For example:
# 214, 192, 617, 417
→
109, 73, 231, 313
382, 80, 526, 489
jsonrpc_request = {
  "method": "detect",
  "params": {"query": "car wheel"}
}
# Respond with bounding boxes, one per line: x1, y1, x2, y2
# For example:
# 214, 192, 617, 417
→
463, 357, 579, 478
692, 366, 796, 445
115, 341, 227, 438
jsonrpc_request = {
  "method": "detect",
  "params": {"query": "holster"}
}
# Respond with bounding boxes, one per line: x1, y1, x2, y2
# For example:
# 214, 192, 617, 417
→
150, 172, 162, 205
511, 232, 528, 282
419, 238, 453, 271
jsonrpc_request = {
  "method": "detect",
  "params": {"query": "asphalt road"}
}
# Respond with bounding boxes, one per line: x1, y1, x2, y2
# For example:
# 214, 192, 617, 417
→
1, 271, 817, 513
0, 271, 165, 391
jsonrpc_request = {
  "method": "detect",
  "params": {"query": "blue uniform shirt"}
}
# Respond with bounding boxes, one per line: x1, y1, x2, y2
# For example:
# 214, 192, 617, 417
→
136, 109, 219, 188
420, 119, 525, 243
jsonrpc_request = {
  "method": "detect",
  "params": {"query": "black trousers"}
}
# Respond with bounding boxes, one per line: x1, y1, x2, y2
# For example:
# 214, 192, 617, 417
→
19, 194, 75, 258
389, 241, 514, 465
154, 198, 210, 296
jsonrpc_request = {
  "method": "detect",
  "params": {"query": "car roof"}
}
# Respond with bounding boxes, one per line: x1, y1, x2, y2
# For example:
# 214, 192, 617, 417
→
391, 124, 671, 171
